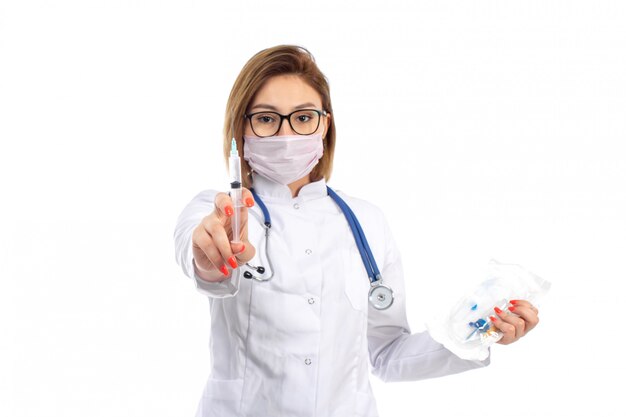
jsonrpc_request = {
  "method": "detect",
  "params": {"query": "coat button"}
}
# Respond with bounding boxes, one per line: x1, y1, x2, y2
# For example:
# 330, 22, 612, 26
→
304, 358, 312, 365
305, 249, 312, 255
308, 297, 315, 304
293, 203, 300, 209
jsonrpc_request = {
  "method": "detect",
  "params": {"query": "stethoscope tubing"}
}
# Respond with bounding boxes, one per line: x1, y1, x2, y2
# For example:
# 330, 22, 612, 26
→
245, 185, 394, 310
249, 186, 382, 284
325, 187, 381, 283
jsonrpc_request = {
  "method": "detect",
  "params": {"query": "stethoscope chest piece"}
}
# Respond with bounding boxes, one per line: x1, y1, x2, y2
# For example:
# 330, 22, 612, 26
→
368, 281, 394, 310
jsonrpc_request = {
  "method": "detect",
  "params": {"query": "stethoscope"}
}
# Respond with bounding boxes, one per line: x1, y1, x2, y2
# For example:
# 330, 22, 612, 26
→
242, 185, 395, 310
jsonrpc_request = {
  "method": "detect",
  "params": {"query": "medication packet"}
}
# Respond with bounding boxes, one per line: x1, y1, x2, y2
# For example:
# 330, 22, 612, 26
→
426, 259, 551, 360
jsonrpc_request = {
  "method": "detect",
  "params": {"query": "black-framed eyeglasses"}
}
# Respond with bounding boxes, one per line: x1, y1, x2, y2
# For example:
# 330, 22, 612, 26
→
244, 109, 328, 138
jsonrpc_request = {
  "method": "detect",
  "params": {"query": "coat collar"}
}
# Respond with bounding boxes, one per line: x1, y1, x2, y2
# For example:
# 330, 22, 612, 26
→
250, 172, 328, 202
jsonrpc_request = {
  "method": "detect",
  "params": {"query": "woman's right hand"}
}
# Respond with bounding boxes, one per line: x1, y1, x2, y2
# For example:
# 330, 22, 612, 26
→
192, 189, 257, 282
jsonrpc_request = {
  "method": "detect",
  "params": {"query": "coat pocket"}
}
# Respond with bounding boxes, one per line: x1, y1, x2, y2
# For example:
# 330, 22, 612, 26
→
197, 377, 244, 417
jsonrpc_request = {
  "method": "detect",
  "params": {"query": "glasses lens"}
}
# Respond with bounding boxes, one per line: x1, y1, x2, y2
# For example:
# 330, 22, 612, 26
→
290, 110, 320, 135
250, 112, 281, 137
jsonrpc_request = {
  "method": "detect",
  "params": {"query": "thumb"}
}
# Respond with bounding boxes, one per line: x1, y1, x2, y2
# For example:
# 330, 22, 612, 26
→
230, 241, 246, 255
230, 240, 255, 265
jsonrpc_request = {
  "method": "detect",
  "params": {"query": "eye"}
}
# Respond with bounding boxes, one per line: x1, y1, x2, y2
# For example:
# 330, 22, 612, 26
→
254, 113, 276, 124
293, 110, 317, 124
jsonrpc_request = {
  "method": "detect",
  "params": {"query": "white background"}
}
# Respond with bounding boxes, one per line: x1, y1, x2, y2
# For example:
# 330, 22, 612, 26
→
1, 1, 625, 416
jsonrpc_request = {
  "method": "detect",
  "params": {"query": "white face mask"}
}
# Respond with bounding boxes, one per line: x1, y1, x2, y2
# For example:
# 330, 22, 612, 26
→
243, 132, 324, 186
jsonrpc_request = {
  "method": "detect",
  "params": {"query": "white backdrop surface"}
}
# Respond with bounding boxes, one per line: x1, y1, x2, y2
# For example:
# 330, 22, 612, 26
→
1, 1, 625, 416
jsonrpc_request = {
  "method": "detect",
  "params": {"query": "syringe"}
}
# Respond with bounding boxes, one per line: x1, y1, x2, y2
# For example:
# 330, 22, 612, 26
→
229, 138, 243, 244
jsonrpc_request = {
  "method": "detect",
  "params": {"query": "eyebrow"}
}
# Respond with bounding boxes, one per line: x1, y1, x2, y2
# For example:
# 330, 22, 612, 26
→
249, 102, 319, 112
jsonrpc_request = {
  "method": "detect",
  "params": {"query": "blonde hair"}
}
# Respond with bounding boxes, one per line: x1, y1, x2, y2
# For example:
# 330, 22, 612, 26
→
223, 45, 336, 189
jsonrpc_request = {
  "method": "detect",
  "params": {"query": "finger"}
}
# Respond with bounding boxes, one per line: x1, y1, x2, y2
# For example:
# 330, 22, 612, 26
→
490, 315, 516, 345
510, 299, 538, 313
204, 217, 238, 270
495, 306, 526, 338
241, 187, 255, 208
193, 226, 230, 276
214, 192, 235, 220
509, 305, 540, 333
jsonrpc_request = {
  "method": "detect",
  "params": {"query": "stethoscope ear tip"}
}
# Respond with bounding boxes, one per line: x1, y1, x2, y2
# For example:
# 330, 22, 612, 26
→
243, 263, 269, 281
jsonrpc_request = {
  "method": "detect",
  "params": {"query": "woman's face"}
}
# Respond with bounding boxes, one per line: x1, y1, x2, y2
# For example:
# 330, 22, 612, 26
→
244, 74, 330, 138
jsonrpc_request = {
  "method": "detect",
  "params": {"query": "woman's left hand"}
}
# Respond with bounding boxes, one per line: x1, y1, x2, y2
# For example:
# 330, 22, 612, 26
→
490, 300, 539, 345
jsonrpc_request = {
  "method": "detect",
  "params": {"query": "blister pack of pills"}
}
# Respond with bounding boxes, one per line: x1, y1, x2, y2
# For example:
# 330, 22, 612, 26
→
426, 259, 551, 361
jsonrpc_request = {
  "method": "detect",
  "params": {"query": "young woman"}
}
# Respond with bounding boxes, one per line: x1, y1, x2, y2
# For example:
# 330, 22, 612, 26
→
174, 45, 540, 417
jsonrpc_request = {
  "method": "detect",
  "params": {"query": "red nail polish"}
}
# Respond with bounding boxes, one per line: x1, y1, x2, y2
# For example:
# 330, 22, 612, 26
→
245, 198, 254, 207
494, 306, 503, 314
489, 316, 497, 322
228, 256, 238, 269
220, 265, 229, 276
225, 206, 234, 216
508, 306, 516, 312
510, 300, 519, 305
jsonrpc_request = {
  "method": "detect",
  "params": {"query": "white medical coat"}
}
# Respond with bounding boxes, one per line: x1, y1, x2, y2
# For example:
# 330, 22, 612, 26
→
173, 173, 490, 417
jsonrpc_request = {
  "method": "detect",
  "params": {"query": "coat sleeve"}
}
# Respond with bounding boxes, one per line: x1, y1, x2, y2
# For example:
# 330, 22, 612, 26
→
367, 213, 490, 382
173, 189, 242, 298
